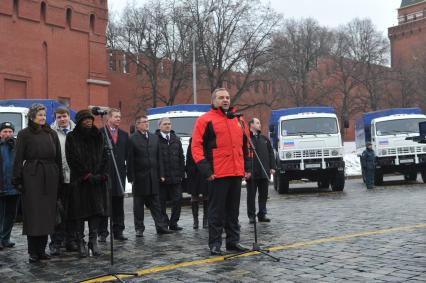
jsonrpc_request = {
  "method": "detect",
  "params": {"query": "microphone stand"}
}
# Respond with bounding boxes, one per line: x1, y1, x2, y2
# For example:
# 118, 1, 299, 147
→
79, 113, 137, 283
225, 116, 279, 262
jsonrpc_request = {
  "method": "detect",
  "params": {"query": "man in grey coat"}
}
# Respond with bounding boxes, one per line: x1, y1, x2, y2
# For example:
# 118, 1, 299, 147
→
49, 107, 77, 255
127, 115, 172, 237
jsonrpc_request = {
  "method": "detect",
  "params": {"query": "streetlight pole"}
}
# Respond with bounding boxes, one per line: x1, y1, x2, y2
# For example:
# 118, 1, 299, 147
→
192, 35, 197, 104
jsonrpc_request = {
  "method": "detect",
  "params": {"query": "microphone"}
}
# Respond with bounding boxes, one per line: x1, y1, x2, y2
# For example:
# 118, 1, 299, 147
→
91, 106, 109, 116
226, 111, 243, 119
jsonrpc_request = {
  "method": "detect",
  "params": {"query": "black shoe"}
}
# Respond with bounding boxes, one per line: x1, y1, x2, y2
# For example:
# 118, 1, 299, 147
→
65, 241, 78, 252
29, 254, 39, 263
210, 246, 222, 256
98, 235, 107, 242
114, 234, 128, 241
169, 225, 183, 231
157, 227, 173, 234
135, 230, 144, 237
248, 217, 255, 224
2, 241, 15, 248
49, 245, 61, 256
226, 243, 249, 252
258, 216, 271, 223
38, 253, 51, 260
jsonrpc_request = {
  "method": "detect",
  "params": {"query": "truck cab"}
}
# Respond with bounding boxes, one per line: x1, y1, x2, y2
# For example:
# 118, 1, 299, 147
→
270, 107, 345, 193
0, 106, 28, 136
355, 108, 426, 184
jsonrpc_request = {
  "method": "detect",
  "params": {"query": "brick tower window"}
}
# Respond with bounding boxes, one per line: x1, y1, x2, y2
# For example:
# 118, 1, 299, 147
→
90, 14, 96, 34
41, 2, 46, 23
66, 8, 72, 29
13, 0, 19, 16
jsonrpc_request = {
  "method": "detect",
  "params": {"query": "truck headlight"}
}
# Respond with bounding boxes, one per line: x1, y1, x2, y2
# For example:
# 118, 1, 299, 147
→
423, 146, 426, 152
410, 147, 415, 153
381, 149, 387, 156
331, 149, 339, 156
285, 152, 292, 159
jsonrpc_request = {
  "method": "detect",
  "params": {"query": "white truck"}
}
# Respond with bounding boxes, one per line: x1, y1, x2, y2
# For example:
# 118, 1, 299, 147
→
355, 108, 426, 184
269, 107, 346, 193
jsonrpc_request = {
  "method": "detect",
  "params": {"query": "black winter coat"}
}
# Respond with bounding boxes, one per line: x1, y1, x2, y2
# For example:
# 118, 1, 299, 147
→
127, 131, 164, 196
156, 130, 185, 185
65, 125, 109, 220
250, 131, 276, 179
186, 138, 208, 196
101, 127, 129, 196
12, 120, 62, 236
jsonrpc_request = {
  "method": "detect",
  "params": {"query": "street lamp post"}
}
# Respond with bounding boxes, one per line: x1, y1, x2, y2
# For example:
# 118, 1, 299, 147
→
192, 35, 197, 104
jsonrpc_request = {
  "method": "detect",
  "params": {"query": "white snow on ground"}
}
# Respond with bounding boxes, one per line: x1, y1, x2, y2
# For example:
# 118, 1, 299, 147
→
124, 141, 362, 193
344, 141, 361, 177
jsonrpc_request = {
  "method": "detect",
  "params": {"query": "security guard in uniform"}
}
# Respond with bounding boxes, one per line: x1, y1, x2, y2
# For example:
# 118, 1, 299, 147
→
361, 142, 376, 189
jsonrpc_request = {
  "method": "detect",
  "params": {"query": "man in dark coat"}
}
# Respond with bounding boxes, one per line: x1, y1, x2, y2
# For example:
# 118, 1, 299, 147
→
0, 122, 19, 250
156, 117, 185, 231
66, 109, 108, 257
98, 108, 129, 242
127, 115, 172, 237
246, 118, 276, 224
361, 142, 376, 190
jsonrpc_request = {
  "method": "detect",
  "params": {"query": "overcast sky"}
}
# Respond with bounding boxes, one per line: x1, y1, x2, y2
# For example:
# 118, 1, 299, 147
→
108, 0, 402, 35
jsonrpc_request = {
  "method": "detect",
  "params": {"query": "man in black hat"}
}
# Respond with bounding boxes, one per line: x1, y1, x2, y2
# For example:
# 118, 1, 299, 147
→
0, 122, 19, 250
361, 142, 376, 190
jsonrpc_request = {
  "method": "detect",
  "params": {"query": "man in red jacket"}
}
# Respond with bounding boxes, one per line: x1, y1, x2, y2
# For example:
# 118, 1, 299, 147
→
191, 88, 251, 255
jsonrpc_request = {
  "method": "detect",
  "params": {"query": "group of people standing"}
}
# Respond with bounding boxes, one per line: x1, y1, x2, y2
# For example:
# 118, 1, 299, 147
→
0, 87, 278, 262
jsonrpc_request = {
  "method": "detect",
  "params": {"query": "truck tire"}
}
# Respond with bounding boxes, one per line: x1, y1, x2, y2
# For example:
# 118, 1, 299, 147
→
278, 174, 289, 194
317, 179, 330, 189
273, 173, 278, 191
331, 171, 345, 191
374, 170, 383, 186
421, 171, 426, 183
404, 172, 417, 181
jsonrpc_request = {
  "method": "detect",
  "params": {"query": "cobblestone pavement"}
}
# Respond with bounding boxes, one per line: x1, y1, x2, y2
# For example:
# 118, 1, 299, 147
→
1, 176, 426, 282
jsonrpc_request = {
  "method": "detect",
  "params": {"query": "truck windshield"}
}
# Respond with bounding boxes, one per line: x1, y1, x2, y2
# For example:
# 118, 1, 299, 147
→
0, 113, 22, 134
149, 117, 199, 136
281, 117, 338, 136
376, 118, 426, 136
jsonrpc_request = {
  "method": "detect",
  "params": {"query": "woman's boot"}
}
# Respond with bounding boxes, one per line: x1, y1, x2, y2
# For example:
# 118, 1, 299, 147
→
88, 217, 102, 256
191, 202, 199, 229
202, 200, 208, 229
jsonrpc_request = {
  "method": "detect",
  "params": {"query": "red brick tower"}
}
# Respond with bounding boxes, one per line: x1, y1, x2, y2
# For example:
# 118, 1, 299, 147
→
388, 0, 426, 67
0, 0, 109, 110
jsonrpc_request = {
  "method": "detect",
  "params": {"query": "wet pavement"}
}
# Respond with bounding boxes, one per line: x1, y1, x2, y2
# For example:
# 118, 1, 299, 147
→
1, 176, 426, 282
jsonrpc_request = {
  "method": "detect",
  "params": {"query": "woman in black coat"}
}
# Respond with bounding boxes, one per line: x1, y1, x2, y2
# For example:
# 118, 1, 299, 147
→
65, 109, 108, 257
12, 104, 62, 263
186, 138, 208, 229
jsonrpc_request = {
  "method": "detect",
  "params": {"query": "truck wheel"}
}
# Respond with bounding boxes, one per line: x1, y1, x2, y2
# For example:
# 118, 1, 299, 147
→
421, 171, 426, 183
404, 172, 417, 181
273, 173, 278, 191
317, 180, 330, 189
331, 171, 345, 191
278, 174, 289, 194
374, 170, 383, 186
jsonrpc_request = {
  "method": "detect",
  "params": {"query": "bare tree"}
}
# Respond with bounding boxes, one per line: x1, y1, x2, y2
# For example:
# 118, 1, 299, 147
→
184, 0, 281, 105
269, 18, 334, 106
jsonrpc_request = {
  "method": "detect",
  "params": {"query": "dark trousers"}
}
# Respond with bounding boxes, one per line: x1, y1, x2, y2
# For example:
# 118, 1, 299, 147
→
27, 235, 48, 255
208, 176, 242, 249
365, 168, 375, 189
98, 196, 125, 237
0, 195, 18, 244
246, 178, 269, 219
159, 183, 182, 228
133, 194, 167, 232
76, 216, 100, 242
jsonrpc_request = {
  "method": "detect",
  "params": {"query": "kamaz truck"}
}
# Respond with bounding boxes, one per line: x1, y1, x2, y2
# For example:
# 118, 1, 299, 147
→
355, 108, 426, 184
269, 107, 345, 194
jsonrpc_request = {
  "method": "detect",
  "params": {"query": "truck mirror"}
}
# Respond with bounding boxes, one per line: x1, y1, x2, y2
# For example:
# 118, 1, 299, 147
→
419, 121, 426, 140
343, 120, 350, 129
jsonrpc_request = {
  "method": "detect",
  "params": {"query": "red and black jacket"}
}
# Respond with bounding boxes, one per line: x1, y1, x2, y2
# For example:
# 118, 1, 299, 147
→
191, 106, 251, 179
